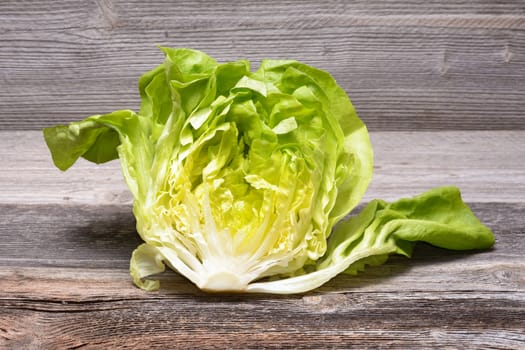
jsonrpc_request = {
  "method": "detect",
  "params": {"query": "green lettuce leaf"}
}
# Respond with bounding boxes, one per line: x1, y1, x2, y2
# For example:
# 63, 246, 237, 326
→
43, 48, 494, 294
245, 186, 494, 293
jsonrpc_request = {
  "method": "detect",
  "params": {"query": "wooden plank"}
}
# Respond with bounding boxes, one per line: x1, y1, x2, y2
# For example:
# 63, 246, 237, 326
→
1, 130, 523, 205
0, 204, 140, 269
1, 291, 524, 349
0, 198, 522, 298
1, 229, 524, 349
1, 1, 524, 130
1, 134, 523, 349
1, 201, 523, 294
367, 131, 525, 203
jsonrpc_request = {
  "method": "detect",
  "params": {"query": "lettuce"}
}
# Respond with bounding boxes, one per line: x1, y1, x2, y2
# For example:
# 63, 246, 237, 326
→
43, 48, 494, 294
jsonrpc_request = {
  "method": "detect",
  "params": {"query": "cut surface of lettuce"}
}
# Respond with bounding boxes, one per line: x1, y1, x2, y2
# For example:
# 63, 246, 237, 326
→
43, 48, 494, 294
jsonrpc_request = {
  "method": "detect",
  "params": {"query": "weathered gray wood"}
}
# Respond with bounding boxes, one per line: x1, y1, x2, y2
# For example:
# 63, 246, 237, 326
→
1, 130, 523, 205
1, 0, 524, 130
0, 204, 140, 269
0, 202, 523, 291
1, 127, 524, 349
1, 1, 525, 347
1, 175, 524, 348
0, 291, 523, 349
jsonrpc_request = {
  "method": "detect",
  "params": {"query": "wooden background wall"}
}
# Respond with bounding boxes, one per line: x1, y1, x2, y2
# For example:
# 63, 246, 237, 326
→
1, 0, 524, 131
1, 2, 524, 348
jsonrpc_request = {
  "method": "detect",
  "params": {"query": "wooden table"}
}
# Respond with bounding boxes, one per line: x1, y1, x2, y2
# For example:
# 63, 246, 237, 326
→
1, 1, 524, 349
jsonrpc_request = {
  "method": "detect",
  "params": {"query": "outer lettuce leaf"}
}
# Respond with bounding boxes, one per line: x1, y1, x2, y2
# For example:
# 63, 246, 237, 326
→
245, 186, 494, 294
43, 48, 493, 294
43, 118, 119, 171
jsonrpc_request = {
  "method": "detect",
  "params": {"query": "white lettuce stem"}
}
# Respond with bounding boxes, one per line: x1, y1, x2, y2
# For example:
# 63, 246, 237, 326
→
245, 247, 393, 294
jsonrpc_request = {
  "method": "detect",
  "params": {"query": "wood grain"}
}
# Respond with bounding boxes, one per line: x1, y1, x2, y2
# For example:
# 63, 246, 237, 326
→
1, 292, 523, 349
1, 129, 524, 348
1, 1, 525, 348
1, 0, 524, 130
1, 130, 523, 205
1, 202, 524, 350
1, 202, 523, 291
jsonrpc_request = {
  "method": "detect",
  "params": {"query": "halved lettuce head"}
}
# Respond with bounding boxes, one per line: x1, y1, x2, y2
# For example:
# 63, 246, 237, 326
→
43, 48, 493, 294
